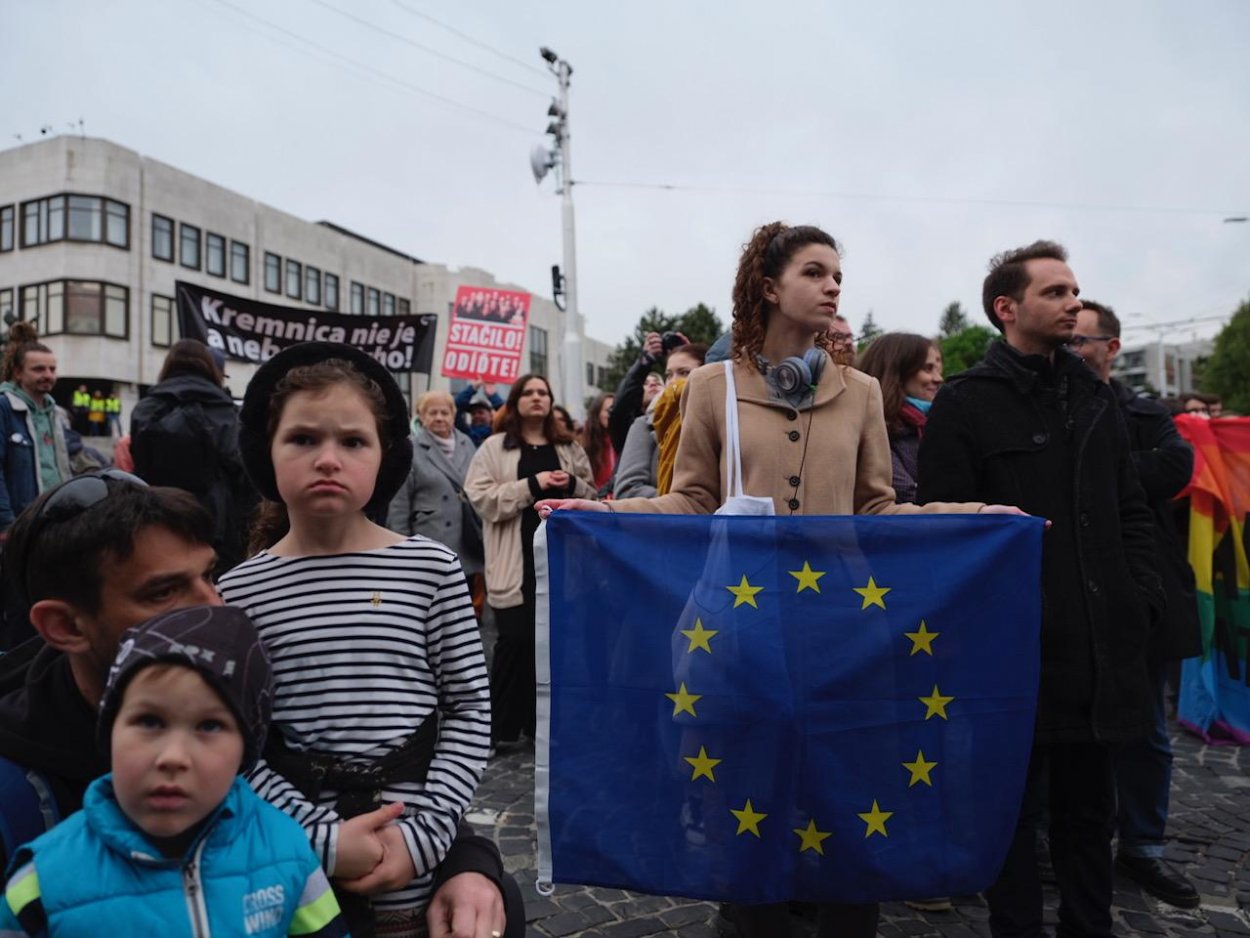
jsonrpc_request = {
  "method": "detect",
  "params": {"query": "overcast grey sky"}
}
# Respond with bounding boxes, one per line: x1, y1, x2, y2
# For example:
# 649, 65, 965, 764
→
5, 0, 1249, 348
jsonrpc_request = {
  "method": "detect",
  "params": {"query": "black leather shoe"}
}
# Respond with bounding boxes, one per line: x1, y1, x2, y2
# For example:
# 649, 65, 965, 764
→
1116, 855, 1201, 909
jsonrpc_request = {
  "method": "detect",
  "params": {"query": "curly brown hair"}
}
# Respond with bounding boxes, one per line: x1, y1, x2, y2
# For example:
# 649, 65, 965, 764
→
730, 222, 841, 370
2, 321, 52, 383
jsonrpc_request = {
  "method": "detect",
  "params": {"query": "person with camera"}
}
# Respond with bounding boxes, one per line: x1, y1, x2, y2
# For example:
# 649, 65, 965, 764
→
607, 331, 688, 457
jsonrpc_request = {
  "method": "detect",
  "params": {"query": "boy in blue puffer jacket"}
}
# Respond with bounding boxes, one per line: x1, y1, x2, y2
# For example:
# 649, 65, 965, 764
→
0, 605, 349, 937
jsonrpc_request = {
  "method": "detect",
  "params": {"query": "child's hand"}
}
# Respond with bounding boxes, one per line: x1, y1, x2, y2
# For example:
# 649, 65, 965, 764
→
338, 823, 417, 895
333, 802, 403, 879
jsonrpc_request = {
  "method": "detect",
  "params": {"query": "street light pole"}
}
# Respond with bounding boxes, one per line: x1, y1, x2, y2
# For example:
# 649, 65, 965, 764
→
532, 47, 584, 420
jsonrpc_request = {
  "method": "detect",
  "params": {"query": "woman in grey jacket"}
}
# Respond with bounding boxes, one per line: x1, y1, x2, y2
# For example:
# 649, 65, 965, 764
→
387, 391, 483, 576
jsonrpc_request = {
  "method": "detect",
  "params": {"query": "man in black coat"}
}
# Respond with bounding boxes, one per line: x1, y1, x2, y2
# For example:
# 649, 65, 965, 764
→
917, 241, 1164, 938
1070, 300, 1201, 908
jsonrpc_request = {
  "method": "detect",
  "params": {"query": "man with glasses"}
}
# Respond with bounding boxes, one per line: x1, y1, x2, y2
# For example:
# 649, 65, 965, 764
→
0, 471, 523, 938
1069, 300, 1201, 909
918, 242, 1163, 938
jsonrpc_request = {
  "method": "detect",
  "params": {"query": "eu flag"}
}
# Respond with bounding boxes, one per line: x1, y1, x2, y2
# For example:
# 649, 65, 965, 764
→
535, 512, 1043, 904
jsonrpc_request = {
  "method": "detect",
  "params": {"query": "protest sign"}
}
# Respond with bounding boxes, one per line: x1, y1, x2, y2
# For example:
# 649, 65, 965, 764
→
176, 281, 436, 372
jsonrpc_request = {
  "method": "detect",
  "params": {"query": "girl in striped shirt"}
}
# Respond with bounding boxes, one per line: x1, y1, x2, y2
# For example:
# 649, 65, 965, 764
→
219, 342, 491, 938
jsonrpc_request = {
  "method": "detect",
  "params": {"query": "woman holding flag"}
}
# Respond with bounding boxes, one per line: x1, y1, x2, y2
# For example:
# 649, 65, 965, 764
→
540, 221, 1023, 937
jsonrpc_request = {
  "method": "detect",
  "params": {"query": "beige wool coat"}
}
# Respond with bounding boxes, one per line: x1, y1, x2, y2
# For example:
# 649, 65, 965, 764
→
464, 433, 596, 608
610, 356, 983, 516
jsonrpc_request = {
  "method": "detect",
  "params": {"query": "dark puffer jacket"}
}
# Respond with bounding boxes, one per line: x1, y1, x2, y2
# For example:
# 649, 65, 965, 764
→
917, 341, 1164, 744
130, 373, 256, 572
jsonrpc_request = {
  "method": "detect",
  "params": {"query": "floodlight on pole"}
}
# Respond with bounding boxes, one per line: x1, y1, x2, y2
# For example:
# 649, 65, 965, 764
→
530, 47, 584, 419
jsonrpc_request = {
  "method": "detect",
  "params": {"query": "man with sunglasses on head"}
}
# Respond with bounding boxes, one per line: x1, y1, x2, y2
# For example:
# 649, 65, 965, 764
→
1069, 300, 1201, 909
0, 471, 522, 938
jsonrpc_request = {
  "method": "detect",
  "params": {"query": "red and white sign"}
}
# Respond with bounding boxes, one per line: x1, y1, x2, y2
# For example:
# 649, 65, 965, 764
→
440, 286, 531, 383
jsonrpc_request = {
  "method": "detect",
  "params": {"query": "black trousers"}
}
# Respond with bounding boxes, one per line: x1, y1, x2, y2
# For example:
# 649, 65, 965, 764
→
985, 741, 1116, 938
489, 600, 537, 743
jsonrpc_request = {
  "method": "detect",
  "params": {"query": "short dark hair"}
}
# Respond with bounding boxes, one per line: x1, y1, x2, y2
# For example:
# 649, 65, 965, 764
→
1079, 299, 1120, 338
6, 481, 214, 614
982, 240, 1069, 332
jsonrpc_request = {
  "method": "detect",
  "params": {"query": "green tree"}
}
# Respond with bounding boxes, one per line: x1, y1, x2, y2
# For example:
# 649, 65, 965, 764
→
1202, 299, 1250, 413
857, 310, 881, 351
939, 301, 969, 338
601, 304, 724, 392
939, 325, 998, 376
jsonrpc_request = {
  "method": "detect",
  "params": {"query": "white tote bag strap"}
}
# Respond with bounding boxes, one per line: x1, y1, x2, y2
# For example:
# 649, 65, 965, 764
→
722, 360, 746, 500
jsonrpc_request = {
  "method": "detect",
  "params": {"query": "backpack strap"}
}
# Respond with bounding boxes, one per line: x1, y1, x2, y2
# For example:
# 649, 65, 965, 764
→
0, 757, 60, 861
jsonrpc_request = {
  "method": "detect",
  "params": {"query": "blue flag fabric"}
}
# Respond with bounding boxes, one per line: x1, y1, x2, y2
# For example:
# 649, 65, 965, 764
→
536, 512, 1043, 904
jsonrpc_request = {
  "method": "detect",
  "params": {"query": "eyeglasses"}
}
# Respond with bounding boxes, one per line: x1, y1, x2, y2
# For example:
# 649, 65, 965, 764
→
30, 469, 147, 528
1067, 334, 1114, 348
831, 332, 856, 346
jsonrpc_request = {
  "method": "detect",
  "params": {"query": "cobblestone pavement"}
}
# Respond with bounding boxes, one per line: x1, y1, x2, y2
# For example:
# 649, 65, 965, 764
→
467, 728, 1249, 937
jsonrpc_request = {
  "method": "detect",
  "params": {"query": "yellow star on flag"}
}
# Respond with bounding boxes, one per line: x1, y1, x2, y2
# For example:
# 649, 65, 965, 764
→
858, 800, 893, 838
792, 818, 832, 855
902, 750, 938, 787
788, 561, 826, 594
683, 746, 722, 782
919, 685, 954, 720
726, 574, 764, 609
679, 618, 718, 654
731, 799, 767, 837
665, 683, 702, 717
904, 620, 939, 656
853, 576, 891, 610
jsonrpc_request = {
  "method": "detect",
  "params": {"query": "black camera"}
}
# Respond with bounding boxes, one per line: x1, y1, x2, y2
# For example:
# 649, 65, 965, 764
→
660, 332, 687, 353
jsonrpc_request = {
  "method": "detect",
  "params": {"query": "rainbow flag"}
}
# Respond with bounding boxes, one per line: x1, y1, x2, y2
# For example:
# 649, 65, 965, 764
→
1174, 415, 1250, 744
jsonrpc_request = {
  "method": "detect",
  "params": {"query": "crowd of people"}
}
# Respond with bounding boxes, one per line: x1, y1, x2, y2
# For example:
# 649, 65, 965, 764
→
0, 220, 1223, 938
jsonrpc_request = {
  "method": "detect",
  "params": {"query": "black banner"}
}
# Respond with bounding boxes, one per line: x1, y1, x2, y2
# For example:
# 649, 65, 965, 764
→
175, 281, 437, 373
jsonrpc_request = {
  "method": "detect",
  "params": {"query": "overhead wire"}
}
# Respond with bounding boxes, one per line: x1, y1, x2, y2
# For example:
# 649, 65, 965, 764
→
388, 0, 550, 79
574, 179, 1245, 219
305, 0, 549, 97
197, 0, 536, 135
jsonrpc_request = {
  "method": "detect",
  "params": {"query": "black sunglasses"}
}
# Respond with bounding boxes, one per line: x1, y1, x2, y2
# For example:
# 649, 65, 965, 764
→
11, 470, 149, 607
30, 469, 149, 528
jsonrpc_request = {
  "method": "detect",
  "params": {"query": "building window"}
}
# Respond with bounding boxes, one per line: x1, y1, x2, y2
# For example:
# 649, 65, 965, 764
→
21, 195, 64, 246
586, 363, 595, 387
18, 194, 128, 249
0, 288, 13, 320
230, 241, 250, 284
20, 280, 127, 339
383, 292, 395, 317
285, 259, 302, 299
350, 282, 364, 315
367, 287, 380, 317
205, 232, 226, 277
529, 325, 549, 376
325, 273, 339, 311
180, 224, 201, 269
0, 205, 14, 252
305, 266, 321, 306
152, 214, 174, 261
398, 297, 410, 317
151, 294, 174, 348
264, 252, 281, 293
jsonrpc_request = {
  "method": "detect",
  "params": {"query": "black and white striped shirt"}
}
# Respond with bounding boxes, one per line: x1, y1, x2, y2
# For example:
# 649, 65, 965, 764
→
218, 536, 490, 914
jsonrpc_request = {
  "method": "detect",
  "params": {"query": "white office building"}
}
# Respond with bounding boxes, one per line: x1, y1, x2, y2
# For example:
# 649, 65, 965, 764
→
0, 136, 616, 416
